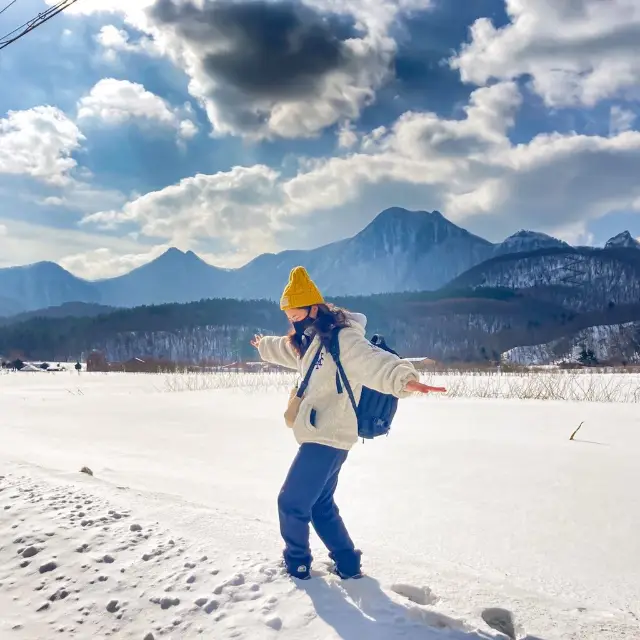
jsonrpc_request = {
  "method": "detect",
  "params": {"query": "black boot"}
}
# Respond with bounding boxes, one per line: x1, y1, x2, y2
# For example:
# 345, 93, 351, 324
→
282, 556, 312, 580
329, 549, 363, 579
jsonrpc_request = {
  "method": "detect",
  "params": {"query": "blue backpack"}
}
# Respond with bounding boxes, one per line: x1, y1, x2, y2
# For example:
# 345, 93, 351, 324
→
326, 328, 399, 440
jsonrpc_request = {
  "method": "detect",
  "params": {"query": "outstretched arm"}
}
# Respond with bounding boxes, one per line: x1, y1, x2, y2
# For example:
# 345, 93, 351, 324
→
339, 331, 446, 397
252, 334, 299, 370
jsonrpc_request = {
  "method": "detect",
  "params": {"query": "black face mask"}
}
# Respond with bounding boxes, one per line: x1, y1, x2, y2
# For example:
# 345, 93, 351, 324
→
292, 314, 315, 336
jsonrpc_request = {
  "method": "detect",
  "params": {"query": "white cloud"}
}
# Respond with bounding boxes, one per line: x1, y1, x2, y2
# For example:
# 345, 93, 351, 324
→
37, 182, 128, 213
31, 238, 257, 279
77, 79, 197, 139
47, 0, 153, 20
81, 80, 640, 256
59, 245, 170, 280
284, 81, 523, 216
281, 0, 429, 38
51, 0, 432, 140
8, 76, 635, 272
145, 2, 395, 140
282, 85, 640, 240
0, 218, 155, 275
78, 79, 174, 125
610, 106, 637, 135
337, 121, 359, 149
51, 0, 426, 25
3, 0, 628, 276
78, 80, 640, 256
451, 0, 640, 107
178, 119, 198, 140
95, 25, 160, 60
0, 106, 84, 185
551, 224, 595, 248
82, 165, 284, 256
446, 130, 640, 234
96, 25, 129, 50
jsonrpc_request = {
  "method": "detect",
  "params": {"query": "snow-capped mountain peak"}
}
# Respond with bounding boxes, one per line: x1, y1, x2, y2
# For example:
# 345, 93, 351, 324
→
152, 247, 209, 266
494, 230, 569, 257
356, 208, 485, 250
605, 231, 640, 250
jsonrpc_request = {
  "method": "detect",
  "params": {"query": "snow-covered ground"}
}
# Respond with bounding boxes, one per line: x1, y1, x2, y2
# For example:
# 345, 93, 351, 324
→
1, 372, 639, 639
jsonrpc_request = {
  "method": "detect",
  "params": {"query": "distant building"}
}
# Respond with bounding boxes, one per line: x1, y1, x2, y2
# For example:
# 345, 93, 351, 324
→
120, 358, 150, 373
87, 351, 108, 372
215, 361, 285, 373
18, 363, 42, 372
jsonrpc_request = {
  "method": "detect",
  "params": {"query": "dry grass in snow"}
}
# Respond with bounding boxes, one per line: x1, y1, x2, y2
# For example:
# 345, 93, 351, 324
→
420, 370, 640, 403
160, 369, 640, 403
4, 366, 639, 403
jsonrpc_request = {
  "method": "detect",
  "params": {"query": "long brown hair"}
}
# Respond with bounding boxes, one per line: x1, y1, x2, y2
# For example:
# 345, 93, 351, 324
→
288, 304, 351, 356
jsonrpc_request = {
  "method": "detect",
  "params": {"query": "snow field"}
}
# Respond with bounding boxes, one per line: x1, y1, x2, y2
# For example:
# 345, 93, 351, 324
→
2, 371, 640, 639
0, 469, 510, 640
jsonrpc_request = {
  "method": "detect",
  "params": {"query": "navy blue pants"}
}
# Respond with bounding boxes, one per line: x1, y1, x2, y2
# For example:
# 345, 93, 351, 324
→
278, 443, 360, 579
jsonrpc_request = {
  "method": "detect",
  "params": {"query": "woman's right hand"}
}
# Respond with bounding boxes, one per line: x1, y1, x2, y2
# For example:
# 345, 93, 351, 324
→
405, 380, 447, 395
250, 334, 264, 349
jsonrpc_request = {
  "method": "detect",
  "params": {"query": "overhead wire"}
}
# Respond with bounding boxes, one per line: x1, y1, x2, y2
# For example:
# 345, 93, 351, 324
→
0, 0, 80, 51
1, 0, 78, 38
0, 0, 20, 19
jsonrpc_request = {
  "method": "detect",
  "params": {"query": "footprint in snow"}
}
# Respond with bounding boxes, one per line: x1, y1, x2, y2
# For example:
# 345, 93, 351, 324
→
481, 607, 519, 640
204, 599, 220, 614
336, 578, 469, 634
39, 561, 57, 574
391, 583, 438, 606
264, 615, 282, 630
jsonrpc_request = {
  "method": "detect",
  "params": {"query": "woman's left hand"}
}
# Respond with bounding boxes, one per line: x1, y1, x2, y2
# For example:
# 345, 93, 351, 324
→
405, 380, 447, 394
250, 334, 264, 349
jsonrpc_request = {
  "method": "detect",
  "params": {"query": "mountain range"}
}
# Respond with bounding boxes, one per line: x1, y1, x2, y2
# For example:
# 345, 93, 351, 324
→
0, 207, 637, 316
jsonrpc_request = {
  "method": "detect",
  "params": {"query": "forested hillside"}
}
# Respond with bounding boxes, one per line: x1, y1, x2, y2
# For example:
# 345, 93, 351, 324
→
448, 247, 640, 312
2, 287, 639, 364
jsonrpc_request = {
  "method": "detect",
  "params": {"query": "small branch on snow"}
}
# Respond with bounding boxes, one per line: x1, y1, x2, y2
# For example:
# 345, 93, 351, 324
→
569, 422, 584, 441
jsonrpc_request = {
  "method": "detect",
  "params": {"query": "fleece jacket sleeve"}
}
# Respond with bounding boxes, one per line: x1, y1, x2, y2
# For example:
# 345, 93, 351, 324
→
258, 335, 299, 370
339, 329, 419, 398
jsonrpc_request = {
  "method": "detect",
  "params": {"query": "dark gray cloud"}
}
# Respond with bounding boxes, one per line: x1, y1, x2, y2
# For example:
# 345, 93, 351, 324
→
149, 0, 355, 101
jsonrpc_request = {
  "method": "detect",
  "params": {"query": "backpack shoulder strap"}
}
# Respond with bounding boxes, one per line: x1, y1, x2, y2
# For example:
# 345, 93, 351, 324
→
296, 342, 323, 398
326, 326, 341, 359
325, 327, 358, 415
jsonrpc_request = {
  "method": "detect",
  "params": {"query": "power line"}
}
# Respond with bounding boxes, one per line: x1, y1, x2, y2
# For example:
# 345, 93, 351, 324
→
0, 0, 80, 51
1, 0, 78, 42
0, 0, 20, 19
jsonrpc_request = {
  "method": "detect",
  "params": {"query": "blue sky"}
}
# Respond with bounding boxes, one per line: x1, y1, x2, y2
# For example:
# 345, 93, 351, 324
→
0, 0, 639, 278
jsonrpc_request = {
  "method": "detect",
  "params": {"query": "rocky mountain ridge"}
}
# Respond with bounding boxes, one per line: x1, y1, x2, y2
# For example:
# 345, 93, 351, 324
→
0, 208, 637, 317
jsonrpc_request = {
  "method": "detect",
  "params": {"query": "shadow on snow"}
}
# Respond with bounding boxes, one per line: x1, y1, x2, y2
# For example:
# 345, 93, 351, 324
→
300, 575, 548, 640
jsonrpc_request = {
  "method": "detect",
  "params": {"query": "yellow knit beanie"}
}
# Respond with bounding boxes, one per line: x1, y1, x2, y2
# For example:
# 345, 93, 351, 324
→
280, 266, 324, 310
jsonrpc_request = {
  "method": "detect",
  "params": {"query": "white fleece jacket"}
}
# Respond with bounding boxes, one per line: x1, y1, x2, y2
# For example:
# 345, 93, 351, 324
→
258, 313, 419, 451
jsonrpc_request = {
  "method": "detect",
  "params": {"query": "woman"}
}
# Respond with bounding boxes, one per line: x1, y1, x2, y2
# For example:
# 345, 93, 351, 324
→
251, 266, 441, 581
